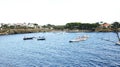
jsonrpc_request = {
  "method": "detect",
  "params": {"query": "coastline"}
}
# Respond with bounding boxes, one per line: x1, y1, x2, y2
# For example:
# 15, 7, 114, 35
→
0, 28, 118, 36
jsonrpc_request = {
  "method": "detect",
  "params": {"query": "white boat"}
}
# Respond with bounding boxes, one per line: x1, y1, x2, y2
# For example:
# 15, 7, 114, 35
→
69, 35, 89, 42
115, 30, 120, 45
37, 36, 45, 40
116, 42, 120, 45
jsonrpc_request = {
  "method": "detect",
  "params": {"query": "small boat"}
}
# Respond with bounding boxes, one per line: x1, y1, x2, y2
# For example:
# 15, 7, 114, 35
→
116, 42, 120, 45
69, 35, 89, 42
37, 36, 45, 40
114, 29, 120, 45
23, 37, 34, 40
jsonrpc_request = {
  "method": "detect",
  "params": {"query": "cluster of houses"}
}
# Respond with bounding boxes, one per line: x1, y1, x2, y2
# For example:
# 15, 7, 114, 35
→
0, 23, 42, 29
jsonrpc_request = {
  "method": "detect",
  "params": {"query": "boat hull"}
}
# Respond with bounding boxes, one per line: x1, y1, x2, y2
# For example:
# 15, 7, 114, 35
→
37, 38, 45, 40
37, 37, 45, 40
116, 42, 120, 45
69, 38, 87, 43
23, 37, 34, 40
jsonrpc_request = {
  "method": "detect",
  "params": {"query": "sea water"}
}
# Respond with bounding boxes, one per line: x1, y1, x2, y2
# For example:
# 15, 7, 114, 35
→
0, 32, 120, 67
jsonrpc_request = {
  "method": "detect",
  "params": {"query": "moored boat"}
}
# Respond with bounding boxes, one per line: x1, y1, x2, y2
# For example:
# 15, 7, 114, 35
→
69, 35, 89, 42
23, 37, 34, 40
37, 36, 45, 40
116, 42, 120, 45
114, 29, 120, 45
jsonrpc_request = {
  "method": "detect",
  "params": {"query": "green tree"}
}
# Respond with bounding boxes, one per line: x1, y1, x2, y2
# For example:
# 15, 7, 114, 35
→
42, 24, 55, 29
65, 22, 81, 30
53, 25, 65, 30
65, 22, 99, 30
2, 24, 9, 29
111, 22, 120, 29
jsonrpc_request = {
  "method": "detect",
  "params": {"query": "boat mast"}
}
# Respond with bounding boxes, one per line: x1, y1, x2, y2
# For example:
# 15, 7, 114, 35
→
115, 30, 120, 42
112, 22, 120, 42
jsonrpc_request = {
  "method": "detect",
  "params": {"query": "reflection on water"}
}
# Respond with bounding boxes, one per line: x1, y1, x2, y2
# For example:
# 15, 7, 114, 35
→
0, 32, 120, 67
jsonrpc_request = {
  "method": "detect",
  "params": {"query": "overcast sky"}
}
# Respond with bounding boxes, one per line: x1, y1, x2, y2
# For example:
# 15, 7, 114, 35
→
0, 0, 120, 25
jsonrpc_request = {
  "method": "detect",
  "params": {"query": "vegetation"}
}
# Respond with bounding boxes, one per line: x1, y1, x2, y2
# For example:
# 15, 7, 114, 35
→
0, 22, 120, 35
65, 22, 99, 31
111, 22, 120, 29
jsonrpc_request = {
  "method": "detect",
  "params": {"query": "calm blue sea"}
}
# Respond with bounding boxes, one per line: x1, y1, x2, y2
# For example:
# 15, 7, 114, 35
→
0, 32, 120, 67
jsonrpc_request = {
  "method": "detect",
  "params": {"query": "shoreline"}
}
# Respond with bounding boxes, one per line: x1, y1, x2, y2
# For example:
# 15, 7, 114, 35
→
0, 28, 118, 36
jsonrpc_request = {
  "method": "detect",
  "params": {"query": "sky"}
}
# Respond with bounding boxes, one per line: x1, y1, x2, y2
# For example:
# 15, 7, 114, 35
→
0, 0, 120, 25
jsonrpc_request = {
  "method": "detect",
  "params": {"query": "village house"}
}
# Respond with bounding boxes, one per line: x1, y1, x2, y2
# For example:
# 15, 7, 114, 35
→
0, 23, 1, 28
28, 23, 42, 28
28, 23, 36, 28
100, 23, 111, 28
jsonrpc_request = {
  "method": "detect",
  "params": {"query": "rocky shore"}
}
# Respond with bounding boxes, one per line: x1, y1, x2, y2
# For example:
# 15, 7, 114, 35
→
0, 29, 47, 35
0, 28, 120, 35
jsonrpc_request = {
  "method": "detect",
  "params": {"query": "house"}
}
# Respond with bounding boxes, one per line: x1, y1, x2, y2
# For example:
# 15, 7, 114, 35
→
100, 23, 111, 28
27, 23, 35, 28
0, 23, 1, 27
